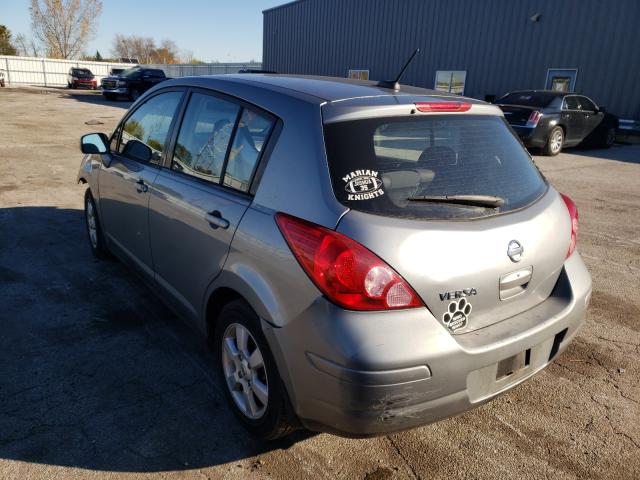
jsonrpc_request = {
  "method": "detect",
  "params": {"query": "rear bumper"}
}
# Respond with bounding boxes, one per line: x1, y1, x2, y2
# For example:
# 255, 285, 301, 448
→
263, 252, 591, 437
511, 125, 549, 148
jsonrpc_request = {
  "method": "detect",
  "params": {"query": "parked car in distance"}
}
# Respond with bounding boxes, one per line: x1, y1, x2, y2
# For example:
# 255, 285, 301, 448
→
67, 68, 97, 90
109, 67, 126, 76
78, 75, 591, 439
238, 68, 277, 74
101, 67, 169, 101
496, 90, 618, 155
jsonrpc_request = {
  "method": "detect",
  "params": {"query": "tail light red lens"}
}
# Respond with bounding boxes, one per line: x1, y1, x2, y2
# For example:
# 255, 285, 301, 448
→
526, 110, 542, 127
560, 193, 579, 258
275, 213, 424, 311
414, 101, 472, 113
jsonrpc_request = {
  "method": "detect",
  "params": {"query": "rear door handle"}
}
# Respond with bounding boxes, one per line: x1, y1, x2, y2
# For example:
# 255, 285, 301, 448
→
499, 266, 533, 300
205, 210, 230, 229
135, 178, 148, 193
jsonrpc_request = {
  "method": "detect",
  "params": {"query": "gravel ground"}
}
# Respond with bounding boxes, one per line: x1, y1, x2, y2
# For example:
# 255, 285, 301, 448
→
0, 87, 638, 480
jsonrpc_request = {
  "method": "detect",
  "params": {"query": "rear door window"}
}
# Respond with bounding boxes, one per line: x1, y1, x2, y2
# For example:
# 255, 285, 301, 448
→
577, 97, 597, 112
564, 96, 580, 110
324, 115, 547, 220
171, 92, 241, 183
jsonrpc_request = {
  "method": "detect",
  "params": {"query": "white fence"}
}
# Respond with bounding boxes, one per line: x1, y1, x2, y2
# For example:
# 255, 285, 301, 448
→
0, 55, 263, 87
146, 63, 263, 78
0, 55, 136, 87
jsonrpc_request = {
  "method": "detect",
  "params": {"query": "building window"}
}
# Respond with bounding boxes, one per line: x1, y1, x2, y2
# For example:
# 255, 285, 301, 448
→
435, 70, 467, 94
545, 68, 577, 93
348, 69, 369, 80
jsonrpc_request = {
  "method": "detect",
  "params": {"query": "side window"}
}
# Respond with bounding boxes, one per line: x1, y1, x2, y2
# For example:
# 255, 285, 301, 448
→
171, 92, 240, 184
223, 109, 274, 192
578, 97, 596, 112
564, 96, 579, 110
118, 91, 182, 164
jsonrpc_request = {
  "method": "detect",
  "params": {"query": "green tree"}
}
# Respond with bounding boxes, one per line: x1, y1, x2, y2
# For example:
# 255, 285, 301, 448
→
95, 50, 102, 61
0, 25, 17, 55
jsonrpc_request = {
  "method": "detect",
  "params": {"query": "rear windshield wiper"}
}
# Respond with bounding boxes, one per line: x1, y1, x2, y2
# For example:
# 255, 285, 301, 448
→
406, 194, 505, 208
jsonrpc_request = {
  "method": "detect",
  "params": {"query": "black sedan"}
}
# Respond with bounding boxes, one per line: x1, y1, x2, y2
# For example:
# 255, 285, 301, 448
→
496, 90, 618, 156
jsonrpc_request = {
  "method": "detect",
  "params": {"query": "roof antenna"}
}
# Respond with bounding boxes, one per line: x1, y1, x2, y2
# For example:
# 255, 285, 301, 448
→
377, 48, 420, 91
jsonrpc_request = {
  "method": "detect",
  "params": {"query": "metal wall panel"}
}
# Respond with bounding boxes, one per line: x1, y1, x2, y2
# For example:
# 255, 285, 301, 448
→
263, 0, 640, 120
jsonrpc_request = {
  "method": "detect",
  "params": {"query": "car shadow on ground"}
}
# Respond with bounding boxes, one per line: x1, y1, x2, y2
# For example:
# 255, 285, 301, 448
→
62, 90, 133, 109
0, 206, 312, 473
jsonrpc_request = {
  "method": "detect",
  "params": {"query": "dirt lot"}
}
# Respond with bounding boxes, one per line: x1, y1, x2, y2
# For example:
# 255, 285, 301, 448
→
0, 87, 638, 480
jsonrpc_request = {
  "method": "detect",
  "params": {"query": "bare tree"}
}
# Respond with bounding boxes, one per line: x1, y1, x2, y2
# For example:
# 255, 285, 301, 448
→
112, 35, 181, 64
29, 0, 103, 59
112, 34, 154, 63
14, 33, 41, 57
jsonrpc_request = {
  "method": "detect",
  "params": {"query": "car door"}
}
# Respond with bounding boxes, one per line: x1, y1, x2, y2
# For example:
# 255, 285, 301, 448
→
577, 96, 603, 139
561, 95, 584, 145
98, 89, 184, 279
149, 89, 276, 323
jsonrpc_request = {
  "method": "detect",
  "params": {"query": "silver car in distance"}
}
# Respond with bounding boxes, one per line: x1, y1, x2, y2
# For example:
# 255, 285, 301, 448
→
77, 75, 592, 439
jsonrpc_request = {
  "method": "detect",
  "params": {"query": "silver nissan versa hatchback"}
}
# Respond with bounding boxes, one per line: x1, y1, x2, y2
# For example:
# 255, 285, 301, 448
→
77, 74, 592, 439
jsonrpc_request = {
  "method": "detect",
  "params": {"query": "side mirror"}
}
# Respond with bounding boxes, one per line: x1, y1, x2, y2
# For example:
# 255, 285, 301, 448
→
80, 133, 108, 154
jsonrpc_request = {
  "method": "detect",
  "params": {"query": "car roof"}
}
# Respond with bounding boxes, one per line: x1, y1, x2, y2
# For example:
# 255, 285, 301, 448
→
164, 74, 486, 106
504, 90, 569, 97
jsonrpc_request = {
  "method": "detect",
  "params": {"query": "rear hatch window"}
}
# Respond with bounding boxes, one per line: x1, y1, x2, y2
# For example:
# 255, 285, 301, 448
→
323, 115, 547, 220
496, 92, 556, 107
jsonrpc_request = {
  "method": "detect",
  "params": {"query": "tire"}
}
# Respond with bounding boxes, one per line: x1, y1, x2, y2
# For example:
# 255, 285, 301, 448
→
214, 300, 297, 440
128, 88, 140, 101
545, 126, 564, 156
84, 189, 108, 259
602, 126, 616, 149
103, 93, 116, 101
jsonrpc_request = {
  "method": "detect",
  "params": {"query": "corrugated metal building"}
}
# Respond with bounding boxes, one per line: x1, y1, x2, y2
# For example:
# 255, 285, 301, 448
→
263, 0, 640, 122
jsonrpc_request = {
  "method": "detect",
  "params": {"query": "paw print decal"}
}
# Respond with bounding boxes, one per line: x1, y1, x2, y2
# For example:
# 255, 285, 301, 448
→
442, 298, 472, 332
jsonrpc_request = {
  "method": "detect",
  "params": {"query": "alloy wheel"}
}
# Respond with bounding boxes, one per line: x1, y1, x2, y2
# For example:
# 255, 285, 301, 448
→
221, 323, 269, 420
550, 129, 563, 154
85, 198, 98, 249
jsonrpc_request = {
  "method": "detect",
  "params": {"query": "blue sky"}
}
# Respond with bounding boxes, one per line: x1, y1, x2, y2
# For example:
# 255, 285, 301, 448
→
0, 0, 288, 61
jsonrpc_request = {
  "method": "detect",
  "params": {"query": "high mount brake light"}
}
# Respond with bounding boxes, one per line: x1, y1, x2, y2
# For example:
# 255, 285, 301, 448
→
526, 110, 542, 127
414, 101, 472, 113
560, 193, 579, 258
275, 213, 424, 311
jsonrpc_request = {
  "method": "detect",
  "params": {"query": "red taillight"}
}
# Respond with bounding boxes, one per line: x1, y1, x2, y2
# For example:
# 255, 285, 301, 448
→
560, 193, 579, 258
414, 101, 472, 113
275, 213, 424, 311
526, 110, 542, 127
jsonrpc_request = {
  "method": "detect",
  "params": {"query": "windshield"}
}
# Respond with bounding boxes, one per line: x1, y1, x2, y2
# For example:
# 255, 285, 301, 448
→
72, 68, 92, 78
323, 115, 547, 220
496, 92, 557, 108
120, 68, 141, 78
